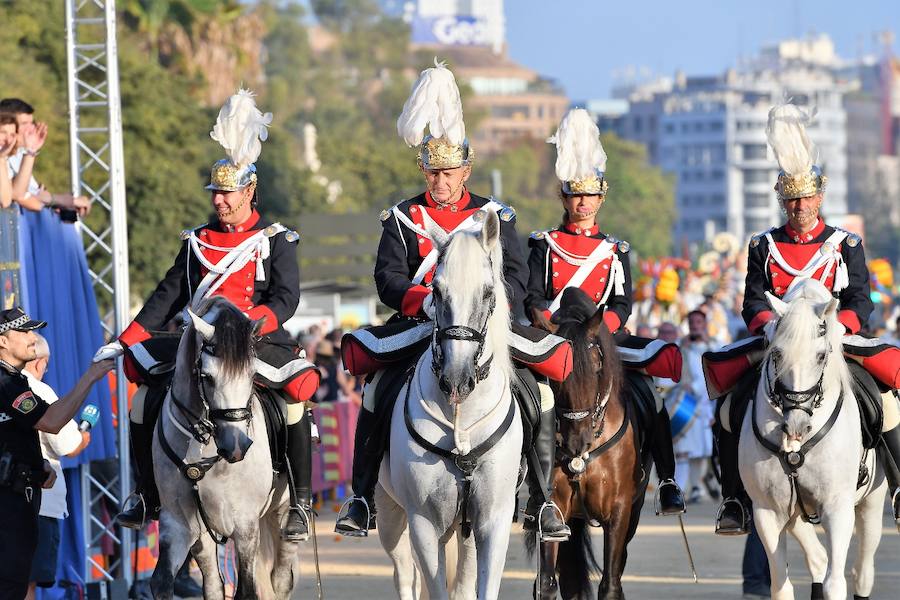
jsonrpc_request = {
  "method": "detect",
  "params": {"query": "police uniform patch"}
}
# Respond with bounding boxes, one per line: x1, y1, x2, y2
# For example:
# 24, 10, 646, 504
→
380, 209, 390, 222
12, 391, 36, 414
529, 230, 544, 240
749, 235, 761, 248
180, 229, 191, 241
284, 230, 300, 243
846, 234, 860, 247
264, 225, 278, 237
499, 207, 515, 222
618, 240, 630, 253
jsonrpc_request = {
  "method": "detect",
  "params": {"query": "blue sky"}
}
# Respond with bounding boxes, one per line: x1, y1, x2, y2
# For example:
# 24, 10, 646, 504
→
505, 0, 899, 101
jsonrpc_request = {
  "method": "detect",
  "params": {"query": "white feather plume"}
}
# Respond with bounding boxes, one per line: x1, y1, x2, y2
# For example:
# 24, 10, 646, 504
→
210, 88, 273, 169
548, 108, 607, 182
397, 59, 465, 147
765, 101, 817, 177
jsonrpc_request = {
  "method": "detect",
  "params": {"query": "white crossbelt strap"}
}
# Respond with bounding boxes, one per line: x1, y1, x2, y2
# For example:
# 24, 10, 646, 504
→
393, 201, 503, 285
544, 235, 621, 314
765, 229, 848, 292
189, 224, 286, 309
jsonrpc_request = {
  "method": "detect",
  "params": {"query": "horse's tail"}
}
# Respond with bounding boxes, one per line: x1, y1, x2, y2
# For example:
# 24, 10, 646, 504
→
558, 518, 600, 598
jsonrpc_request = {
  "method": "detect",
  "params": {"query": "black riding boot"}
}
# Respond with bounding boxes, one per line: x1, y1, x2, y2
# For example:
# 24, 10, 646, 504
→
881, 422, 900, 529
335, 407, 379, 536
116, 421, 160, 530
652, 407, 686, 516
523, 409, 571, 542
282, 417, 313, 542
715, 426, 750, 535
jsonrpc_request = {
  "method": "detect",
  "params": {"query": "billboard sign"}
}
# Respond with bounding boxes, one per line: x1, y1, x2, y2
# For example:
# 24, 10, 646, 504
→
411, 15, 491, 47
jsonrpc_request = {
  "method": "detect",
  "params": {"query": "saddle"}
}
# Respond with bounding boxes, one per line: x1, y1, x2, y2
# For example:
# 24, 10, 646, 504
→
255, 387, 289, 473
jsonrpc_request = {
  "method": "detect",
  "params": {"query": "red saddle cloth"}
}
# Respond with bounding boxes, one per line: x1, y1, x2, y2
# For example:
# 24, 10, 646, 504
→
342, 320, 574, 382
702, 335, 900, 399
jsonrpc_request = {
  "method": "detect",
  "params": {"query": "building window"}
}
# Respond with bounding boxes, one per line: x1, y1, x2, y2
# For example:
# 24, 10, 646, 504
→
711, 169, 724, 180
742, 144, 767, 160
744, 193, 771, 209
665, 123, 675, 134
709, 121, 724, 132
745, 217, 771, 234
744, 170, 771, 184
633, 116, 643, 133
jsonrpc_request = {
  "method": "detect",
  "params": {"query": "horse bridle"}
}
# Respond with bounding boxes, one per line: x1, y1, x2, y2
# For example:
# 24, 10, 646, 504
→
169, 342, 254, 446
557, 339, 607, 431
753, 318, 842, 523
430, 290, 496, 384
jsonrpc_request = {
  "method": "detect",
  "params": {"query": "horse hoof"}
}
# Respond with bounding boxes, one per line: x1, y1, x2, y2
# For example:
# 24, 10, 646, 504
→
811, 582, 824, 599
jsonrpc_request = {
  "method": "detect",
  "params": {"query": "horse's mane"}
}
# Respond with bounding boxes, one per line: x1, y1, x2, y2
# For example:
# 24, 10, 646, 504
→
554, 290, 622, 404
439, 229, 512, 381
766, 288, 850, 396
195, 297, 257, 379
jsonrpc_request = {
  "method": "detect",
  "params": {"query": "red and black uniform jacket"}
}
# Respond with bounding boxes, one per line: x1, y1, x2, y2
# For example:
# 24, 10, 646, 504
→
742, 220, 872, 335
525, 223, 631, 332
116, 211, 321, 402
525, 223, 682, 382
374, 190, 529, 322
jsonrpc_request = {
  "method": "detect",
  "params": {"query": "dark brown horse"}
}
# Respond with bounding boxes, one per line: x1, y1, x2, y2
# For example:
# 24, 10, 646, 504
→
530, 288, 652, 600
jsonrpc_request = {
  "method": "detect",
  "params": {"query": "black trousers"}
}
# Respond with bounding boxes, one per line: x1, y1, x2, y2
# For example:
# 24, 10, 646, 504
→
0, 486, 41, 599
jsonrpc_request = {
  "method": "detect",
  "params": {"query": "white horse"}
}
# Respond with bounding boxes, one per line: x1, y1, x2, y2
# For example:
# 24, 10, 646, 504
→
151, 298, 300, 600
375, 209, 522, 600
740, 279, 886, 600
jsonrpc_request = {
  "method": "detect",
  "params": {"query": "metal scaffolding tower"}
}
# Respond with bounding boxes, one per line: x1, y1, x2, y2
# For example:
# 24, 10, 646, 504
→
64, 0, 132, 584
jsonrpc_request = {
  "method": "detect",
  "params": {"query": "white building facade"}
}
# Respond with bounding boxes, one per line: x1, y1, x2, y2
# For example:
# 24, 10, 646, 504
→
621, 36, 853, 245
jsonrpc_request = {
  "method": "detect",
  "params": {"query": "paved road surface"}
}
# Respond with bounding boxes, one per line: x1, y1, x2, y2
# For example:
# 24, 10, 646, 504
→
285, 497, 900, 599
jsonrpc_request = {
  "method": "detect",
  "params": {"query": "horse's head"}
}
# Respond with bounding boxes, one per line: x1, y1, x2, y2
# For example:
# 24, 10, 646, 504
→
534, 288, 621, 458
764, 279, 847, 452
185, 298, 262, 463
425, 208, 511, 403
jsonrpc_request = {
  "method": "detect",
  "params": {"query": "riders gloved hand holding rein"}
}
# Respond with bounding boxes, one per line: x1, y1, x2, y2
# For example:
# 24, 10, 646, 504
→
525, 108, 686, 518
102, 89, 320, 542
712, 101, 900, 535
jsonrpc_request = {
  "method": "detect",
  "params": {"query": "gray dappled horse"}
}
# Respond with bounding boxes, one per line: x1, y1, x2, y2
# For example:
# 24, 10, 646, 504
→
376, 209, 523, 600
740, 279, 886, 600
151, 298, 299, 600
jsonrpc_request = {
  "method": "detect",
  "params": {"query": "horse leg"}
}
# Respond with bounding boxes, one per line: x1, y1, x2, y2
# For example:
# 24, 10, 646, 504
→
191, 533, 226, 600
820, 502, 854, 600
536, 540, 559, 600
753, 507, 794, 600
408, 513, 449, 600
449, 528, 478, 600
150, 510, 195, 600
786, 515, 827, 593
375, 482, 421, 600
599, 504, 631, 600
472, 515, 514, 600
232, 523, 261, 600
849, 478, 886, 600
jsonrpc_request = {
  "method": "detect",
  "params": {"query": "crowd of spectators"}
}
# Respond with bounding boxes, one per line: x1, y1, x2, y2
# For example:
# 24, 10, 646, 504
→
0, 98, 90, 219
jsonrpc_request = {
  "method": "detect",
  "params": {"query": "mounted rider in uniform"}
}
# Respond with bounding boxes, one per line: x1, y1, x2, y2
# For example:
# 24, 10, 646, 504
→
94, 90, 320, 542
707, 102, 900, 534
335, 62, 573, 541
525, 108, 686, 516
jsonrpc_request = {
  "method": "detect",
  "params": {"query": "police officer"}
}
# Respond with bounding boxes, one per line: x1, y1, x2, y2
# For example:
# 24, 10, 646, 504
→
525, 108, 686, 517
0, 308, 113, 599
94, 90, 320, 542
335, 62, 571, 541
715, 102, 900, 534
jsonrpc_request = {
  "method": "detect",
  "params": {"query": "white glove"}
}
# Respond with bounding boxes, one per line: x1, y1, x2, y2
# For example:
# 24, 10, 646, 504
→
422, 291, 436, 320
93, 341, 124, 363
